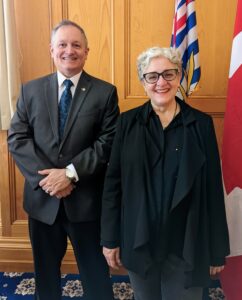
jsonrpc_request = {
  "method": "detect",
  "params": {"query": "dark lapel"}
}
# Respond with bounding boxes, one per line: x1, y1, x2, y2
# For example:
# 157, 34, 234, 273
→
44, 73, 59, 144
60, 71, 92, 147
171, 100, 205, 211
136, 101, 161, 168
133, 102, 160, 249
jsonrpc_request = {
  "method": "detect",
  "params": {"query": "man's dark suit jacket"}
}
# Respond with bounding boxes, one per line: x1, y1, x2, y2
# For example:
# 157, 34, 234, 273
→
8, 71, 119, 225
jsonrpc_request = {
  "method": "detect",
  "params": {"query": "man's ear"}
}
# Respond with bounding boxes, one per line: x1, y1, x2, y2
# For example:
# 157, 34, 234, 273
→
50, 43, 54, 57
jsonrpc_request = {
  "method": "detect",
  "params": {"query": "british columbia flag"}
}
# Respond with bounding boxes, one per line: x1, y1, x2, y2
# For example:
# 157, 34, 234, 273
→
171, 0, 201, 100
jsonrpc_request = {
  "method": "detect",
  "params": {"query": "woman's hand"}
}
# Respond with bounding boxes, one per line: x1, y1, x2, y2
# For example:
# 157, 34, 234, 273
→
210, 265, 225, 276
103, 247, 122, 270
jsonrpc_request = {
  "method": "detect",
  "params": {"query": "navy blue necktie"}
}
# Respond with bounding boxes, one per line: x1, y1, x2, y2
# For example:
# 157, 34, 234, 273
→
58, 79, 73, 140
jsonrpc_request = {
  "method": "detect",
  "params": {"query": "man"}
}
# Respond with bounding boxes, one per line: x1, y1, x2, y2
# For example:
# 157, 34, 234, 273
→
8, 20, 119, 300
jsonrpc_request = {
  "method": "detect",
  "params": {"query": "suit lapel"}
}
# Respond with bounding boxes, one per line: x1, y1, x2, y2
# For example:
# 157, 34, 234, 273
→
44, 74, 59, 144
171, 107, 205, 211
137, 101, 161, 168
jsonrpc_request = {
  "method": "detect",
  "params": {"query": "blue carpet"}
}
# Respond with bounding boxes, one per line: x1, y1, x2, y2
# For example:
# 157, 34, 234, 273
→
0, 272, 225, 299
0, 272, 134, 299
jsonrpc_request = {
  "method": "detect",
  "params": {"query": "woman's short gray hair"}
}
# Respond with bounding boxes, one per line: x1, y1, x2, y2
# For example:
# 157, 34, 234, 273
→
137, 47, 182, 81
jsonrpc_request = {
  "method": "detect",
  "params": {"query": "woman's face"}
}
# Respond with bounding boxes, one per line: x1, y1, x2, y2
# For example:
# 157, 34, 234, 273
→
142, 56, 181, 108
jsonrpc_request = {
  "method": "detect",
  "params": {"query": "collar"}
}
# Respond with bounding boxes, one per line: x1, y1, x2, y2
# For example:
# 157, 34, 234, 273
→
57, 71, 83, 88
136, 97, 197, 126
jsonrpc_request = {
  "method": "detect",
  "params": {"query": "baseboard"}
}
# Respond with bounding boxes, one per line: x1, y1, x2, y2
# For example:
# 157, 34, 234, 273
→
0, 237, 127, 275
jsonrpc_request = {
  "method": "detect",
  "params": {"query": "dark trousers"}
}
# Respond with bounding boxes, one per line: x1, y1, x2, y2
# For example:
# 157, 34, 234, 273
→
128, 254, 203, 300
29, 203, 114, 300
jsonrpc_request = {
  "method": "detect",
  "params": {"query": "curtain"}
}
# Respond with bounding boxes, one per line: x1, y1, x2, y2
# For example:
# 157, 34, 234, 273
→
0, 0, 21, 130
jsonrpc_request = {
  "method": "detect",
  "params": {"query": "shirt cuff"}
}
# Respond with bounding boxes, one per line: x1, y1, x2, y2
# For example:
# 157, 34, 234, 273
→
66, 164, 79, 182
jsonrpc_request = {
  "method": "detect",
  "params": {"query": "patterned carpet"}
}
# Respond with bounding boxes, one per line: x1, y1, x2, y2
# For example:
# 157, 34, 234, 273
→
0, 272, 225, 299
0, 272, 133, 300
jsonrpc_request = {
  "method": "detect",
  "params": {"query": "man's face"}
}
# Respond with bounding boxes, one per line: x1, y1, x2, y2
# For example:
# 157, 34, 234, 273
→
50, 25, 89, 78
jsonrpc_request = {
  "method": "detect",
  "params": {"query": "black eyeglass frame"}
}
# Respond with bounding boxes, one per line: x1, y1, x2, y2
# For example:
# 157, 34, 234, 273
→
143, 69, 179, 84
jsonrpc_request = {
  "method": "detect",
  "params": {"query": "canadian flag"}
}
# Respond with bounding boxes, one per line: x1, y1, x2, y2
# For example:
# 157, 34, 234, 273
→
220, 0, 242, 298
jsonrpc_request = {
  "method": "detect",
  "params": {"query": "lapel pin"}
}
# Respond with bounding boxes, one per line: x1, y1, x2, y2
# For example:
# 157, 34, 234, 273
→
81, 88, 86, 91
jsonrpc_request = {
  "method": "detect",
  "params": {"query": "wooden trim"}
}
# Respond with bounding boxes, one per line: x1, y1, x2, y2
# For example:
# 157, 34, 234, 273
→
119, 96, 226, 113
0, 237, 127, 274
9, 156, 17, 224
62, 0, 69, 19
0, 237, 78, 273
0, 131, 12, 236
124, 0, 131, 99
113, 0, 125, 99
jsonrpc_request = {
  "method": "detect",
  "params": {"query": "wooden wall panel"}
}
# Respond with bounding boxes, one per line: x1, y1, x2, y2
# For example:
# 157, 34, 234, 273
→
196, 0, 237, 97
67, 0, 114, 83
13, 0, 54, 82
0, 0, 237, 272
116, 0, 237, 111
128, 0, 174, 97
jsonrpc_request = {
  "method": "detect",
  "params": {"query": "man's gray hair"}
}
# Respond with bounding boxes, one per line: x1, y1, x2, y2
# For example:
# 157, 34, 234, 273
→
51, 19, 88, 48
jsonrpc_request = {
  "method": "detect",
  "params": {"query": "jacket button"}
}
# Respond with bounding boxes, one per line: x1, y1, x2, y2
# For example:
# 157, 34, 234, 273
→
59, 154, 63, 159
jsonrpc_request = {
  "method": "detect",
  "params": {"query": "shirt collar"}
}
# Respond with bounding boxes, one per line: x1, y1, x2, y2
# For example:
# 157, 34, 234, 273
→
57, 71, 82, 88
145, 99, 182, 124
137, 97, 196, 127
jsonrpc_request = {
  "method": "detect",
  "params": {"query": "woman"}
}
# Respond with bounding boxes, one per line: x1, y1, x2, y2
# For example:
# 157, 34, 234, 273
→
101, 47, 229, 300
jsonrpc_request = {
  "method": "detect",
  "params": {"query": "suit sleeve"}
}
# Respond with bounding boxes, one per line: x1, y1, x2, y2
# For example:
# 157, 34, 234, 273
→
205, 117, 230, 265
71, 86, 120, 178
101, 116, 122, 248
7, 85, 53, 190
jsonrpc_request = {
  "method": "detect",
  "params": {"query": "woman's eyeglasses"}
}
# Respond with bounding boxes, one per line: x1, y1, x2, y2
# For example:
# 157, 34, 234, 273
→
143, 69, 179, 84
